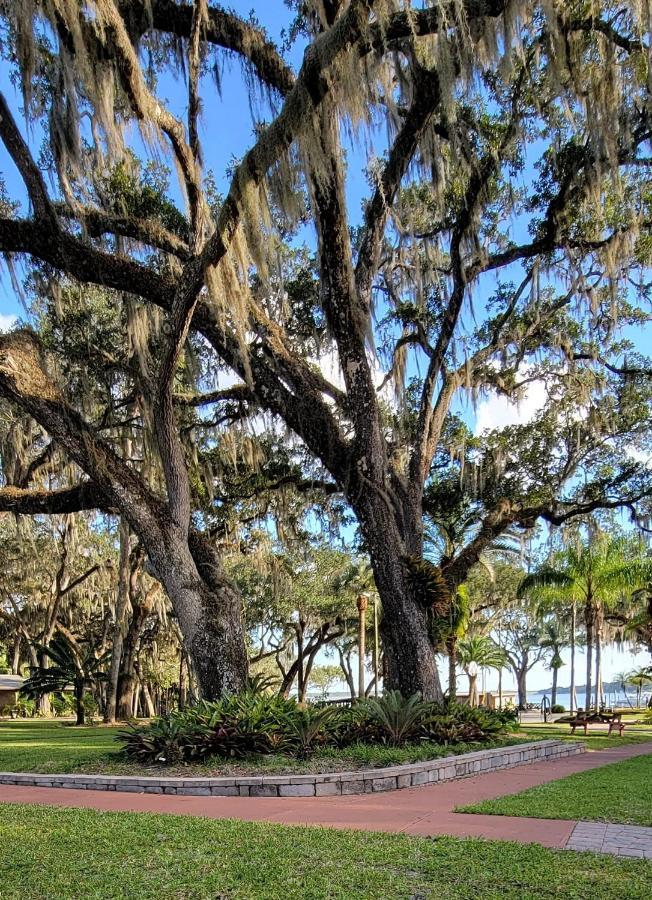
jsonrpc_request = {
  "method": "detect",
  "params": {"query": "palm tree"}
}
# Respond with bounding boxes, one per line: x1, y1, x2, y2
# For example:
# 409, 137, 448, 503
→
538, 621, 567, 708
423, 486, 520, 702
625, 668, 652, 709
21, 633, 110, 725
429, 584, 470, 703
457, 635, 506, 707
518, 534, 650, 711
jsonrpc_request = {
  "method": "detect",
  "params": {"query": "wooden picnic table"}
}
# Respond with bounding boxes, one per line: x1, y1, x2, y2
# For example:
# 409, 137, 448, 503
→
559, 710, 626, 737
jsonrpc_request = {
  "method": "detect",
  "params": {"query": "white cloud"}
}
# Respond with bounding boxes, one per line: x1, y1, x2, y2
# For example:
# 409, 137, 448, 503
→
474, 379, 548, 434
626, 445, 652, 468
0, 313, 17, 332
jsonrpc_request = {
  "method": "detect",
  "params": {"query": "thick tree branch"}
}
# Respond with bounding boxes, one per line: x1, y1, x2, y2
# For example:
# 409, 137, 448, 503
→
0, 482, 109, 515
0, 216, 175, 306
55, 204, 190, 260
355, 65, 442, 302
0, 330, 164, 538
120, 0, 296, 96
0, 93, 55, 223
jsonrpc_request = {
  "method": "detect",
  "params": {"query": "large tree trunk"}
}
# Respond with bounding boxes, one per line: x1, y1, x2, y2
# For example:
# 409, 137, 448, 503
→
0, 332, 247, 704
584, 601, 594, 711
551, 666, 558, 708
516, 668, 528, 709
358, 499, 442, 700
147, 531, 247, 699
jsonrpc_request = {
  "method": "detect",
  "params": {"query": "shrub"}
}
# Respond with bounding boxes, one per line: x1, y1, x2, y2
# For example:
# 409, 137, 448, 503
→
363, 691, 430, 746
551, 704, 566, 713
0, 697, 37, 719
119, 692, 514, 765
50, 693, 75, 717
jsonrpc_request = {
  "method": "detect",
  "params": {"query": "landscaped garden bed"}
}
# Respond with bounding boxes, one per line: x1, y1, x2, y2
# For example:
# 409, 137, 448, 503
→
0, 692, 586, 795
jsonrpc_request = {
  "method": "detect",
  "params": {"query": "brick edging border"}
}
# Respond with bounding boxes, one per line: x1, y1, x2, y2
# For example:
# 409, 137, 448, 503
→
0, 739, 583, 797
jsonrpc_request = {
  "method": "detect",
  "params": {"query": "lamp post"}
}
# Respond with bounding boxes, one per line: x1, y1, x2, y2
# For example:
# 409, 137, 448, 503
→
357, 593, 369, 699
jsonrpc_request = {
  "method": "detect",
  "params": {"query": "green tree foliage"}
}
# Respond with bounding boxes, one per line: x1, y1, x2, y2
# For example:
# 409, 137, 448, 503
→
457, 636, 506, 707
21, 633, 110, 725
519, 532, 651, 709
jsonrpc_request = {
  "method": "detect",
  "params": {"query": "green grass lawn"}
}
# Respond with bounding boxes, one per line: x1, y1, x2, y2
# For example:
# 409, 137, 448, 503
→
0, 804, 650, 899
517, 723, 652, 750
0, 720, 123, 773
0, 719, 532, 775
460, 753, 652, 826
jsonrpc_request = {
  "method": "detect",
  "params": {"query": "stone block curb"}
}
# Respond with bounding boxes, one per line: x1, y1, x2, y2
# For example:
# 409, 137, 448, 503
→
0, 739, 584, 798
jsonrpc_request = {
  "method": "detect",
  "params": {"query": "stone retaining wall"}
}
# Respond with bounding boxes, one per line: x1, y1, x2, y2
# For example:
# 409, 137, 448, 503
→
0, 739, 583, 797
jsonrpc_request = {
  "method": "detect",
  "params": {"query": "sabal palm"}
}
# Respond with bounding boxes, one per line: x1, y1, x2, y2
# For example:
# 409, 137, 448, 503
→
519, 535, 650, 710
625, 668, 652, 709
538, 621, 568, 707
424, 499, 519, 702
429, 584, 470, 703
457, 636, 506, 707
21, 633, 109, 724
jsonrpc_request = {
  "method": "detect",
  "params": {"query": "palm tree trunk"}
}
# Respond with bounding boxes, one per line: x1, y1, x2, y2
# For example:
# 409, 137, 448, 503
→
584, 601, 594, 711
570, 602, 576, 713
594, 615, 603, 710
468, 673, 477, 706
551, 667, 558, 708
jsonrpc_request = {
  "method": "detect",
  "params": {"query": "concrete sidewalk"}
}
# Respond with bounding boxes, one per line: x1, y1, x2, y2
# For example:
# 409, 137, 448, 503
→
1, 740, 651, 854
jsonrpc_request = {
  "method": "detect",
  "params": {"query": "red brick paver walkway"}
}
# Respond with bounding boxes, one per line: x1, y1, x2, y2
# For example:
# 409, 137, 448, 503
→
1, 740, 651, 852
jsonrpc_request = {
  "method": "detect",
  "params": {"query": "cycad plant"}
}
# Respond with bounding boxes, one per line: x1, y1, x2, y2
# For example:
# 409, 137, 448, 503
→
364, 691, 429, 745
21, 633, 110, 725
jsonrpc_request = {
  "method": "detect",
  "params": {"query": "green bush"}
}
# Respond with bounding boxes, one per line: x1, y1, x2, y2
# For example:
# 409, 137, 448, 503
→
0, 697, 37, 719
119, 691, 514, 765
551, 704, 566, 713
50, 693, 75, 717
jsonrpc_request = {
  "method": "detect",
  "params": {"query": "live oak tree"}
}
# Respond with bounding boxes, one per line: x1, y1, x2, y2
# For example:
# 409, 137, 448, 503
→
0, 2, 651, 698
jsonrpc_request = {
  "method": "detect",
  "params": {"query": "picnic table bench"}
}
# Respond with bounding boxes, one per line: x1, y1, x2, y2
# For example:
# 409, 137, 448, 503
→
558, 710, 625, 737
